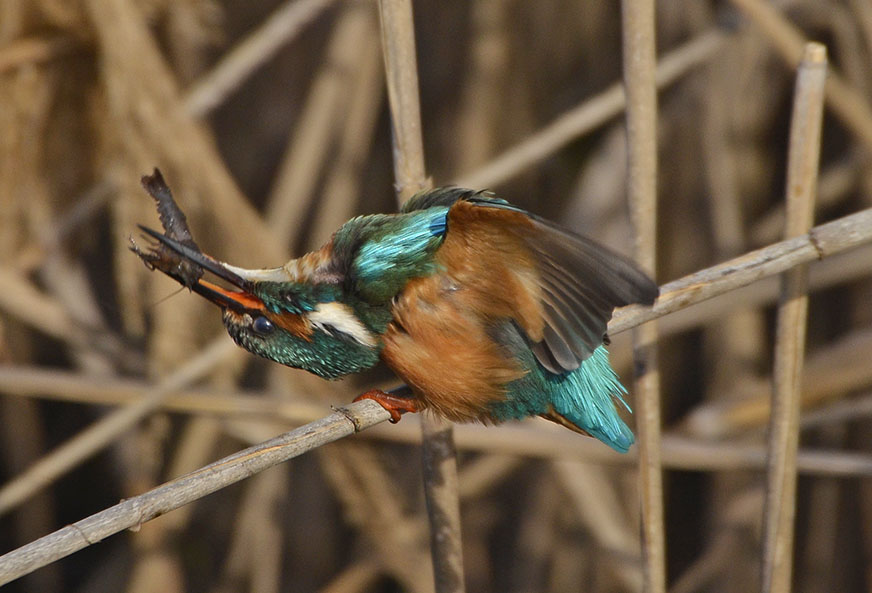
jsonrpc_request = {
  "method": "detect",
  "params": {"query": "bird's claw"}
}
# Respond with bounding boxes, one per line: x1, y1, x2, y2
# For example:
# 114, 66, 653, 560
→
353, 389, 419, 423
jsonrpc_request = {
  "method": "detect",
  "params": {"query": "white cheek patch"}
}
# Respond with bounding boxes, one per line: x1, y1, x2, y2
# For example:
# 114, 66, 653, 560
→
308, 302, 377, 348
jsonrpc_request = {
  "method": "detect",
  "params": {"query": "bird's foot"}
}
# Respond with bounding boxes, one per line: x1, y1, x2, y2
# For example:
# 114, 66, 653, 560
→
353, 389, 419, 423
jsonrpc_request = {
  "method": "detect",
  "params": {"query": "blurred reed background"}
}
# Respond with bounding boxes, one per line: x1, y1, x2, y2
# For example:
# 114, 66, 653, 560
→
1, 0, 871, 592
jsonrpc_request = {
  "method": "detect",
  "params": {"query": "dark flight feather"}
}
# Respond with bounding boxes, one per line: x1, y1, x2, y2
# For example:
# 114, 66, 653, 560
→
404, 189, 658, 374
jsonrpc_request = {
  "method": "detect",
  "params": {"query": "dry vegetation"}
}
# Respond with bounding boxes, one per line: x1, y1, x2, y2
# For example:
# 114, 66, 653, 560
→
1, 0, 872, 592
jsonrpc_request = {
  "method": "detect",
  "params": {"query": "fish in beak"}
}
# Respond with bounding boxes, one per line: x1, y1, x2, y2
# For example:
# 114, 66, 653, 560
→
133, 226, 267, 314
129, 168, 267, 316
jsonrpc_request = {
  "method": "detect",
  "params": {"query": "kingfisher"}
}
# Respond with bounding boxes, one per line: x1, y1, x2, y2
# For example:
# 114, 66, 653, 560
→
134, 171, 658, 452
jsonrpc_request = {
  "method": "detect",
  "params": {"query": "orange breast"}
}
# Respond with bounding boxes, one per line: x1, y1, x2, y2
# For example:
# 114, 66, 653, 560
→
381, 207, 545, 422
381, 274, 525, 422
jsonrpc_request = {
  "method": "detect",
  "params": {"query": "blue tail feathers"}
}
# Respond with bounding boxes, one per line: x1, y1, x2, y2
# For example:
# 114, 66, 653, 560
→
488, 336, 635, 453
549, 346, 635, 452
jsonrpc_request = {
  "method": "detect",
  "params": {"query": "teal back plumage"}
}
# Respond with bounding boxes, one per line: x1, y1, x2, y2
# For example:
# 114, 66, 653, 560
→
333, 207, 450, 304
336, 188, 508, 306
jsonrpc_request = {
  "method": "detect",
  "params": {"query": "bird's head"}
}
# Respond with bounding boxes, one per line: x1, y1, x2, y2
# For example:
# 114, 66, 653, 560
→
136, 228, 382, 379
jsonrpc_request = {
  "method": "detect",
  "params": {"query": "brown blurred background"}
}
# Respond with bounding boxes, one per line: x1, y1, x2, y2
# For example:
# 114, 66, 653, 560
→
1, 0, 871, 592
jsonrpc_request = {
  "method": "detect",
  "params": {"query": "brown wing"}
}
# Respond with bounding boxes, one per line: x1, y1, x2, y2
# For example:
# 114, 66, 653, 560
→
443, 198, 658, 374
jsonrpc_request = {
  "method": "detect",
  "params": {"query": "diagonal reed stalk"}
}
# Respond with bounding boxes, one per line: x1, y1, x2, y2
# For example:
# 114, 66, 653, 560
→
0, 399, 392, 586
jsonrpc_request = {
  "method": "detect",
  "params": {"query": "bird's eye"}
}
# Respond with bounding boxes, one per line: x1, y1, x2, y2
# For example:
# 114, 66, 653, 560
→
252, 316, 274, 335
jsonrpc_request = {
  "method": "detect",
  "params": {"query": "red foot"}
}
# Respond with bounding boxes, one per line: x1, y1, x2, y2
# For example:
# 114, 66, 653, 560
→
353, 389, 419, 423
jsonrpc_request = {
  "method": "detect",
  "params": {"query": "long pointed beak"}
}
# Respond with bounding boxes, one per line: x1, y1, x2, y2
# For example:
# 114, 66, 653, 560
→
137, 226, 266, 314
190, 279, 266, 313
138, 226, 250, 290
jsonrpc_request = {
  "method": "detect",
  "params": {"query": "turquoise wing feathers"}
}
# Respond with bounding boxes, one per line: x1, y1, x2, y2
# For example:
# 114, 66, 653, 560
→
334, 208, 450, 304
336, 188, 494, 304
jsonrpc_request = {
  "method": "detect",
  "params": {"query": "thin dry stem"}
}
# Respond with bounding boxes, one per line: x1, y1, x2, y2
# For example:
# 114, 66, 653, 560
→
0, 338, 240, 517
376, 1, 464, 591
750, 156, 862, 246
421, 416, 465, 593
309, 25, 384, 246
762, 42, 827, 593
322, 444, 434, 593
554, 461, 642, 591
0, 266, 78, 344
183, 0, 336, 117
729, 0, 872, 152
453, 30, 725, 190
377, 0, 429, 198
0, 35, 75, 74
683, 327, 872, 439
621, 1, 665, 591
318, 562, 381, 593
802, 391, 872, 431
608, 207, 872, 334
265, 2, 378, 247
648, 243, 872, 343
3, 366, 872, 477
0, 399, 392, 586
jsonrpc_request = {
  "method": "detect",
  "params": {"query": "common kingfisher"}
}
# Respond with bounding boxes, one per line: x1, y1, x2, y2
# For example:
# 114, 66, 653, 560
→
133, 170, 657, 452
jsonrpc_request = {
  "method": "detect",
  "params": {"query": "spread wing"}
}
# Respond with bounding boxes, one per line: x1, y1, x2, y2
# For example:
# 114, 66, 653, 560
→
518, 210, 657, 373
406, 188, 658, 374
